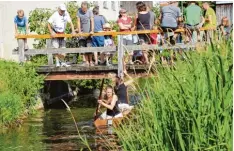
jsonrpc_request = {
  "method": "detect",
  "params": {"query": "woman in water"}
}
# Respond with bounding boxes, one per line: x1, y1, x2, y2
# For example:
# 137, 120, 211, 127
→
98, 85, 123, 119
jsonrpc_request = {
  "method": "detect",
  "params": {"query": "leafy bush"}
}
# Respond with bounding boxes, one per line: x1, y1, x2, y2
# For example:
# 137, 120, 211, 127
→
114, 40, 232, 151
0, 60, 44, 126
0, 92, 23, 125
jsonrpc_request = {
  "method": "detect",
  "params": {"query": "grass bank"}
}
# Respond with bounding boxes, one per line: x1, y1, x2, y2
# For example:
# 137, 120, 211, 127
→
114, 39, 232, 151
0, 60, 44, 128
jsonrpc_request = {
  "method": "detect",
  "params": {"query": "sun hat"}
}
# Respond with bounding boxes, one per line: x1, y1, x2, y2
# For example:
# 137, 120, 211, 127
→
103, 23, 111, 29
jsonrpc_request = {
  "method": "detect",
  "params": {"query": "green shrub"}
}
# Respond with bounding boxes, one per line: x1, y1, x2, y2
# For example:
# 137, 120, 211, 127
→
0, 60, 44, 126
0, 92, 23, 125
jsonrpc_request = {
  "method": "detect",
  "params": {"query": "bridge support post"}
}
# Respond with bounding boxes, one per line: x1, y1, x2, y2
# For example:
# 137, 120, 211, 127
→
117, 35, 124, 78
46, 39, 53, 65
18, 39, 25, 63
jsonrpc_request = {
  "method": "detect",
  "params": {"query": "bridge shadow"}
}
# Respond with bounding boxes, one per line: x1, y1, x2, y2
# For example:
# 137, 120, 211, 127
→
42, 80, 74, 109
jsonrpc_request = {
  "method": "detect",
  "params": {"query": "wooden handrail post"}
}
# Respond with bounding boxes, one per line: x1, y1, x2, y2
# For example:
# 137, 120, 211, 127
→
18, 39, 25, 63
117, 35, 124, 78
46, 39, 53, 65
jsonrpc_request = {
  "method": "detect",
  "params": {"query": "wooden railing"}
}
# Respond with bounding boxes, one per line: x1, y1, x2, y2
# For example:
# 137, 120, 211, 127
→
15, 27, 216, 39
15, 27, 216, 77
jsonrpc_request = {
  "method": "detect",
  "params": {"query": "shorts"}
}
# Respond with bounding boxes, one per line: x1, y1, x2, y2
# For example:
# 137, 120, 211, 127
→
138, 34, 150, 44
92, 36, 104, 47
103, 38, 115, 55
161, 26, 178, 32
52, 38, 65, 49
78, 37, 92, 55
17, 26, 26, 35
185, 23, 203, 30
123, 39, 133, 45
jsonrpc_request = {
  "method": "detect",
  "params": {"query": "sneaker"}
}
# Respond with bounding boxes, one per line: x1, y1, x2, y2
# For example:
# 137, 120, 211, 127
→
61, 62, 71, 67
128, 61, 134, 65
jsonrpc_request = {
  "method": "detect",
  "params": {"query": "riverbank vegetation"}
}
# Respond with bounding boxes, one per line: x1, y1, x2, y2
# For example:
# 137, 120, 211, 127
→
114, 39, 232, 151
0, 60, 44, 127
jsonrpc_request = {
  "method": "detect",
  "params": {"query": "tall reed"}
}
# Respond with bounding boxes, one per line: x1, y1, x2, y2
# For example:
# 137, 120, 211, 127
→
114, 39, 233, 151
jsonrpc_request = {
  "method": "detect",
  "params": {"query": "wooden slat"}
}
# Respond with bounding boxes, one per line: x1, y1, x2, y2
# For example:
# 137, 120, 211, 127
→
15, 27, 216, 39
118, 35, 124, 77
18, 39, 25, 62
23, 46, 116, 55
46, 39, 53, 65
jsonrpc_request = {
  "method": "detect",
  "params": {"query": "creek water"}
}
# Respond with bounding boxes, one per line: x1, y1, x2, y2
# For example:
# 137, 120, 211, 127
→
0, 94, 114, 151
0, 91, 140, 151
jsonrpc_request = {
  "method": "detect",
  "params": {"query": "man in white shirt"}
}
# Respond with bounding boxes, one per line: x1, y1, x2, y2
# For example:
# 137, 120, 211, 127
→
48, 3, 75, 67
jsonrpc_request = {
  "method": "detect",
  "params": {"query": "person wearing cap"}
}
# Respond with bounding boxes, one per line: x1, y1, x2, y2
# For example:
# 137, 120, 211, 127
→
48, 3, 75, 67
76, 1, 94, 66
117, 8, 134, 65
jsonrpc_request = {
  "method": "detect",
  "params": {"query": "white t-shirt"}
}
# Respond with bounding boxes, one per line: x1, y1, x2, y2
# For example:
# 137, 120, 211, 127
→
48, 11, 71, 33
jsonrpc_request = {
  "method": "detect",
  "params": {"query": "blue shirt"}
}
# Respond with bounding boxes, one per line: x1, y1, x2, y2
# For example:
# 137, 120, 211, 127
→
94, 15, 105, 32
14, 16, 27, 27
161, 5, 181, 28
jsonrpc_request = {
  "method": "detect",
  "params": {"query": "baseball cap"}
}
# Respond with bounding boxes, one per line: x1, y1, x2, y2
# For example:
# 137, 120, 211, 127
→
59, 4, 66, 11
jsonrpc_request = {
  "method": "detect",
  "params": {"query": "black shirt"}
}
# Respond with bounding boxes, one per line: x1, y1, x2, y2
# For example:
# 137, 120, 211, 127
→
115, 83, 128, 104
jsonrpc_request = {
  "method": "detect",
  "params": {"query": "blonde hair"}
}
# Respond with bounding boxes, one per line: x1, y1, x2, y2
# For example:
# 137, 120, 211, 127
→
17, 9, 24, 17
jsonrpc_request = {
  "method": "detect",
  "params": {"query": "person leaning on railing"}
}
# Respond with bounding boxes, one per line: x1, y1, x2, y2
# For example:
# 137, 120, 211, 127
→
117, 8, 135, 65
47, 4, 75, 67
159, 1, 182, 45
133, 1, 151, 64
202, 2, 217, 42
92, 7, 105, 66
184, 1, 205, 43
14, 9, 29, 52
76, 1, 94, 66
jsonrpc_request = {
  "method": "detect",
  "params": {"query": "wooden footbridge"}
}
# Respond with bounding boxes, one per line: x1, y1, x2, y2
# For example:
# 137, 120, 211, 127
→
15, 27, 215, 80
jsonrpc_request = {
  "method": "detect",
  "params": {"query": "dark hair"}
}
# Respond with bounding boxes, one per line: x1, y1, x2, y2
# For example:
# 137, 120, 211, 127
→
118, 14, 122, 19
93, 7, 99, 15
136, 1, 147, 12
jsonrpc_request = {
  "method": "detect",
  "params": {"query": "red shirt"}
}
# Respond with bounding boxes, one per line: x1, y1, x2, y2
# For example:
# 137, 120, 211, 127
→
117, 17, 132, 32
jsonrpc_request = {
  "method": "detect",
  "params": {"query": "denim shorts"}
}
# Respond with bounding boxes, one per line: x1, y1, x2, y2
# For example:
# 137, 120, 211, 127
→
92, 36, 104, 47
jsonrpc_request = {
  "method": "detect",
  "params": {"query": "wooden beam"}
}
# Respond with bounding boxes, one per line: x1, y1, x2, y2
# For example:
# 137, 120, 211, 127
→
18, 39, 25, 62
118, 35, 124, 77
23, 46, 116, 55
44, 73, 117, 80
43, 72, 150, 80
15, 27, 216, 39
46, 39, 53, 65
13, 43, 202, 56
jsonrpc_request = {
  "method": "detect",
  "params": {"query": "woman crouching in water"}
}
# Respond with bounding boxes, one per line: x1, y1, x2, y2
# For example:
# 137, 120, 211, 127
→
98, 85, 123, 119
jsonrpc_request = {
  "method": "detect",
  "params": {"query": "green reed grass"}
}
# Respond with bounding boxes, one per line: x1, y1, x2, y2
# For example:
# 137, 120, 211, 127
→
114, 39, 233, 151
